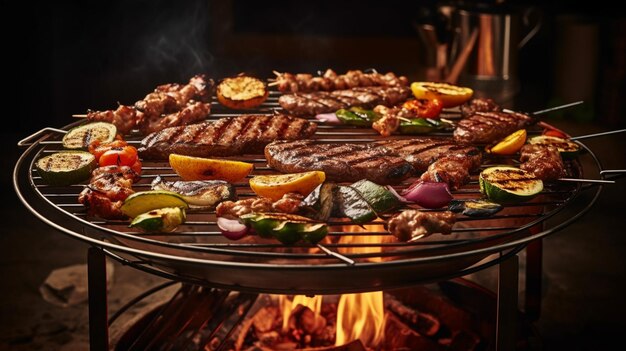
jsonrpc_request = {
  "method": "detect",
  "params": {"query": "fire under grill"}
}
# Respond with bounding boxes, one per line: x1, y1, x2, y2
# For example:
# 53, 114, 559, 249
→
13, 89, 606, 350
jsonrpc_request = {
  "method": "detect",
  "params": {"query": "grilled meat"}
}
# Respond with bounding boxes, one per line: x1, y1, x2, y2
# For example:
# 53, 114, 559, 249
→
139, 114, 317, 159
135, 74, 212, 117
454, 111, 534, 144
388, 210, 456, 241
137, 100, 211, 135
519, 144, 566, 181
151, 176, 236, 207
90, 165, 141, 183
78, 166, 139, 219
278, 86, 411, 116
274, 69, 408, 93
460, 98, 501, 118
372, 105, 419, 137
216, 193, 304, 218
87, 105, 142, 135
374, 138, 482, 173
420, 154, 475, 190
265, 140, 414, 185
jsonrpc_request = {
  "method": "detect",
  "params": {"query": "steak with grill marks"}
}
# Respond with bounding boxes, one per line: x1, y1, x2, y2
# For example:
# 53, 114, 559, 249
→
265, 140, 414, 184
374, 138, 482, 172
139, 115, 317, 159
454, 111, 534, 144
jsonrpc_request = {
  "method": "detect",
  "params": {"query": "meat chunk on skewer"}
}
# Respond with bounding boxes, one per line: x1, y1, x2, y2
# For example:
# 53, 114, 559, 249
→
388, 210, 456, 241
453, 111, 534, 144
274, 69, 408, 93
519, 144, 566, 181
137, 100, 211, 135
87, 105, 142, 135
216, 193, 304, 219
420, 154, 478, 190
460, 98, 502, 118
78, 165, 140, 219
135, 74, 213, 117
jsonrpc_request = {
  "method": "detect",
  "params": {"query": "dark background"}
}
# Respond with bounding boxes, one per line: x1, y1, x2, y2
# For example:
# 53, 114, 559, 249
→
2, 1, 625, 350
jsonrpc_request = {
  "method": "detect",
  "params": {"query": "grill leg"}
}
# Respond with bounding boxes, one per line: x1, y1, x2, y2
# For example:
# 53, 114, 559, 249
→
496, 252, 518, 351
525, 230, 544, 321
88, 247, 109, 351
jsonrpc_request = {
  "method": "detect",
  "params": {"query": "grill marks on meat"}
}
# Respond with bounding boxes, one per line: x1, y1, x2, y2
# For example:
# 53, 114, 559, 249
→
265, 140, 414, 185
278, 86, 411, 116
139, 115, 317, 159
460, 98, 502, 118
388, 210, 456, 241
216, 193, 304, 218
78, 165, 139, 219
137, 100, 211, 135
87, 105, 142, 135
275, 69, 408, 93
519, 144, 566, 181
454, 111, 534, 144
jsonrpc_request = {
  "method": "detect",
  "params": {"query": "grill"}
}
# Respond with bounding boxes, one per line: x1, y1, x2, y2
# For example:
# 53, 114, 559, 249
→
13, 90, 605, 295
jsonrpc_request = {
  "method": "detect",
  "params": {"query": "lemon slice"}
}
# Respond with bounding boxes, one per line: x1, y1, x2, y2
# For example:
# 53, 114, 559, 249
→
489, 129, 527, 155
169, 154, 253, 182
410, 82, 473, 108
249, 171, 326, 201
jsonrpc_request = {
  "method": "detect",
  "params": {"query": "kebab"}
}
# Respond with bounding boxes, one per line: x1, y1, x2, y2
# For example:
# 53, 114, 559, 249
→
271, 69, 408, 93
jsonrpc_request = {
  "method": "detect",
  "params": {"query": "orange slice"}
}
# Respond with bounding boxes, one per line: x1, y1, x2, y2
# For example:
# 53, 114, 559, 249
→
249, 171, 326, 201
489, 129, 527, 155
169, 154, 253, 182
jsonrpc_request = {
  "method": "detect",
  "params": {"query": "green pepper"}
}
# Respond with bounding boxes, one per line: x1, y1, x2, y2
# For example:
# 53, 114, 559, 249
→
239, 213, 328, 245
336, 107, 380, 127
398, 118, 452, 135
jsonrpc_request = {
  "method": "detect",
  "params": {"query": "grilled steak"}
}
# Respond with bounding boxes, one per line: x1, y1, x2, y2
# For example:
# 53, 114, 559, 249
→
460, 98, 502, 118
265, 140, 414, 184
454, 111, 534, 144
139, 114, 317, 159
278, 86, 411, 116
374, 138, 482, 172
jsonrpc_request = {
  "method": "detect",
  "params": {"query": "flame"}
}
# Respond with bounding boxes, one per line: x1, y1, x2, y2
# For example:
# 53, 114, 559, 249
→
335, 222, 386, 348
279, 295, 323, 332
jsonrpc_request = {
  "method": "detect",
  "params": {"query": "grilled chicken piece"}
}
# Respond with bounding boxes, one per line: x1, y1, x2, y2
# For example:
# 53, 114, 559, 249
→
265, 140, 414, 185
519, 144, 566, 181
90, 165, 141, 183
137, 101, 211, 135
388, 210, 456, 241
275, 69, 408, 93
454, 111, 534, 144
374, 138, 482, 173
87, 105, 142, 135
78, 166, 139, 219
139, 114, 317, 159
419, 154, 476, 190
135, 74, 213, 117
216, 193, 304, 219
151, 176, 236, 207
278, 86, 411, 116
460, 98, 502, 118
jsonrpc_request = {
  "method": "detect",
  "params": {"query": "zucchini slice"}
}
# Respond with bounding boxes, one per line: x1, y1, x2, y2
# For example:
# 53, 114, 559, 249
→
129, 207, 186, 232
62, 122, 117, 149
528, 135, 581, 158
479, 166, 543, 204
35, 151, 96, 186
121, 190, 189, 219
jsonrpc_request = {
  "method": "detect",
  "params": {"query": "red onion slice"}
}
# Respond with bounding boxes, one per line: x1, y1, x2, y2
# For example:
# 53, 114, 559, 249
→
401, 181, 453, 209
217, 217, 249, 240
315, 113, 340, 124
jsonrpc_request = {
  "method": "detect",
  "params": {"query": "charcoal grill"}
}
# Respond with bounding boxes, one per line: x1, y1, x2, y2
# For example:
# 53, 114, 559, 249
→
13, 88, 606, 350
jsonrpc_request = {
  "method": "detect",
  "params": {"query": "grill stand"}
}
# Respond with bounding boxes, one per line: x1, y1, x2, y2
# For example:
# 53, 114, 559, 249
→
85, 245, 541, 351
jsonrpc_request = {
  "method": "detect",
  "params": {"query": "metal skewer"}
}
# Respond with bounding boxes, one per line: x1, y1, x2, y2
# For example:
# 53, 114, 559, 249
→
558, 178, 615, 184
570, 129, 626, 141
530, 101, 585, 115
317, 244, 355, 265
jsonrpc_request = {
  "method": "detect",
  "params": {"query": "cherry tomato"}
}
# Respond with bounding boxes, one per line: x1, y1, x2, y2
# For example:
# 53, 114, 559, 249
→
129, 159, 143, 175
543, 129, 568, 139
89, 140, 128, 161
402, 98, 443, 118
99, 146, 138, 167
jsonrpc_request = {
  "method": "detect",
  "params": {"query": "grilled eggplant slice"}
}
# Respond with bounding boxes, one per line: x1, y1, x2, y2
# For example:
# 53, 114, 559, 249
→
300, 182, 336, 221
449, 199, 503, 217
151, 176, 236, 208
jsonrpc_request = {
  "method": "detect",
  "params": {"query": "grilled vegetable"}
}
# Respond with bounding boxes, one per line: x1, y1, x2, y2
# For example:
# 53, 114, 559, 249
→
300, 182, 336, 221
169, 154, 253, 182
121, 190, 189, 219
62, 122, 117, 149
398, 118, 452, 135
528, 135, 581, 158
410, 82, 473, 108
479, 166, 543, 204
129, 207, 186, 232
35, 151, 96, 186
402, 98, 443, 118
217, 217, 249, 240
240, 213, 327, 245
449, 199, 503, 217
249, 171, 326, 201
401, 181, 453, 209
216, 75, 268, 109
335, 107, 381, 127
334, 186, 377, 224
151, 176, 236, 208
487, 129, 527, 155
350, 179, 400, 214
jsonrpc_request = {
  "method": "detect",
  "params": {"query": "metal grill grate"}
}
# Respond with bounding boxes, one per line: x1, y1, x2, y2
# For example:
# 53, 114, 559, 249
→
14, 90, 604, 294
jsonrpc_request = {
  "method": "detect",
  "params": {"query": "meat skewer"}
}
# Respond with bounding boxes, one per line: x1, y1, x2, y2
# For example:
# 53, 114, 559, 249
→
387, 210, 456, 241
78, 165, 140, 219
271, 69, 408, 93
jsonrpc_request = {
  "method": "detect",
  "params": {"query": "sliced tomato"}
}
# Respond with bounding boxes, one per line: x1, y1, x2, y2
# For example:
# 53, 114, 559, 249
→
99, 146, 139, 167
402, 98, 443, 118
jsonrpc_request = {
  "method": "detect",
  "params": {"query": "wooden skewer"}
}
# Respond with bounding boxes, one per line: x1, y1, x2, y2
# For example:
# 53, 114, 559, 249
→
267, 81, 280, 87
272, 70, 281, 77
558, 178, 615, 184
570, 129, 626, 141
73, 114, 87, 118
